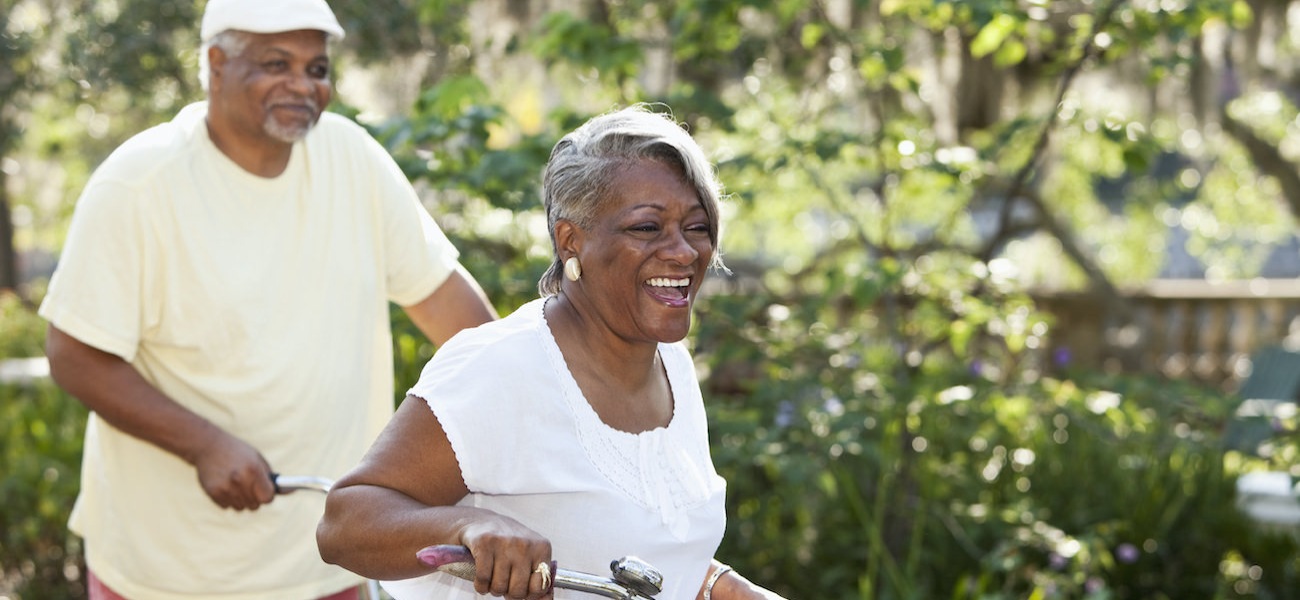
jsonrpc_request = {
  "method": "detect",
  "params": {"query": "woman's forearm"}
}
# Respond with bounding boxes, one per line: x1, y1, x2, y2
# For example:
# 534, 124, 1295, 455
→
317, 485, 491, 580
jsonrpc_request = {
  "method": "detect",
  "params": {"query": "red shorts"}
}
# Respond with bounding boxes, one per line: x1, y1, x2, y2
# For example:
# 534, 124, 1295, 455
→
87, 569, 361, 600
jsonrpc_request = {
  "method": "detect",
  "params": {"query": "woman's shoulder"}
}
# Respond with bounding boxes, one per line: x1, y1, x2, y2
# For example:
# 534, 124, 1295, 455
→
412, 299, 549, 381
441, 298, 545, 354
405, 299, 559, 434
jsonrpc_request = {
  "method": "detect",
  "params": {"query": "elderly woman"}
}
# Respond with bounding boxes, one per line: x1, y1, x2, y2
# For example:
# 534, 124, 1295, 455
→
316, 105, 784, 600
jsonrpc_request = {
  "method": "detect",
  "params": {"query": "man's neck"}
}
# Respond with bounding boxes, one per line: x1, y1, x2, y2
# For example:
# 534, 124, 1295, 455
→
204, 117, 294, 178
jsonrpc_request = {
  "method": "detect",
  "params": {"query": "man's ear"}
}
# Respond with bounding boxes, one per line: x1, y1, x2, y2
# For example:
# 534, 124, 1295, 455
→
554, 219, 583, 259
208, 45, 227, 90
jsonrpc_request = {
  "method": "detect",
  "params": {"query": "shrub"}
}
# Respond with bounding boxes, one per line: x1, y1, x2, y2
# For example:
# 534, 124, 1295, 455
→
0, 290, 88, 599
0, 380, 87, 600
693, 262, 1299, 599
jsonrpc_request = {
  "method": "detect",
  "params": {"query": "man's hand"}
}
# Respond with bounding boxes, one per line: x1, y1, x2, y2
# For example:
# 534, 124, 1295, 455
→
192, 431, 276, 510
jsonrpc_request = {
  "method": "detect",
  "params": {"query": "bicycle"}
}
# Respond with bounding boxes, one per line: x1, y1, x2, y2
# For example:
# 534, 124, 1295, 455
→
273, 475, 665, 600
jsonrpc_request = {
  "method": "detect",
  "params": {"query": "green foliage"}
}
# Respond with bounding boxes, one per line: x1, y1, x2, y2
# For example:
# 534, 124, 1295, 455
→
0, 0, 40, 152
695, 262, 1290, 599
362, 75, 558, 315
531, 12, 642, 86
371, 75, 556, 214
1179, 92, 1300, 279
333, 0, 429, 63
1, 290, 44, 358
391, 305, 436, 407
0, 293, 87, 599
970, 12, 1028, 66
0, 380, 87, 600
61, 0, 199, 95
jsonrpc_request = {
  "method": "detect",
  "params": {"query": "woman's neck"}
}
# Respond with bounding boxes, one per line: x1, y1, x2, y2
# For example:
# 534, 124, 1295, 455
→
545, 296, 673, 432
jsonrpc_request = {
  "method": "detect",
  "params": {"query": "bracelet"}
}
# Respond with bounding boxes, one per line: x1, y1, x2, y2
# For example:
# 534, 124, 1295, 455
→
702, 564, 733, 600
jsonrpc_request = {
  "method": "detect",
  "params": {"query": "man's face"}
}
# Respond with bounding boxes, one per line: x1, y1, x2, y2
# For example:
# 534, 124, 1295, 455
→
210, 29, 331, 144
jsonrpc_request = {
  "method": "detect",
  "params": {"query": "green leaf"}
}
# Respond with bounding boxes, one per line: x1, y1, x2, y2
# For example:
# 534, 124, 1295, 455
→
950, 319, 973, 355
416, 75, 489, 119
801, 23, 825, 49
993, 39, 1028, 67
1230, 0, 1254, 27
859, 53, 888, 84
970, 13, 1020, 59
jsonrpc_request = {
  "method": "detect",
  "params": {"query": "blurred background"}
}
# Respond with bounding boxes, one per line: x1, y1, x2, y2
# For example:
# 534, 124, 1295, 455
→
5, 0, 1300, 597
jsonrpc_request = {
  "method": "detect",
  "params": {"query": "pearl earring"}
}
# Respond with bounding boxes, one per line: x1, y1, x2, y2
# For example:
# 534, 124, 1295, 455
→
564, 256, 583, 281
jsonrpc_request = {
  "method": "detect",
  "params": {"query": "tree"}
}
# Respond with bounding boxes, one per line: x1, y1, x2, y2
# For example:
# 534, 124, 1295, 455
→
0, 0, 42, 293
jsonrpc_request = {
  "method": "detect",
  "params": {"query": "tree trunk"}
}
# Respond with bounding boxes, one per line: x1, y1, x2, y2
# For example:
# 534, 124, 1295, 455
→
0, 165, 17, 292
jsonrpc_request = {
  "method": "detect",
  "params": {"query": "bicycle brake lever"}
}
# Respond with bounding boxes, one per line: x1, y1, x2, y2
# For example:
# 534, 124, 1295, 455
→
416, 544, 661, 599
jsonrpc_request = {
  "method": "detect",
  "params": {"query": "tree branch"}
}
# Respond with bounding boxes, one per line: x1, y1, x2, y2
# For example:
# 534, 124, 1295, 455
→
1219, 107, 1300, 222
978, 0, 1129, 314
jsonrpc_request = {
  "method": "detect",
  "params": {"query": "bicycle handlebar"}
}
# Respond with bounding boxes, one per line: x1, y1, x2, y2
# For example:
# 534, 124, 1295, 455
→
271, 474, 334, 494
416, 544, 664, 600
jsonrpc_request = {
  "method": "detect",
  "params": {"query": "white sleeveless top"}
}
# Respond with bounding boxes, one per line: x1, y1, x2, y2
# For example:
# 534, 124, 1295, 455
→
382, 297, 727, 600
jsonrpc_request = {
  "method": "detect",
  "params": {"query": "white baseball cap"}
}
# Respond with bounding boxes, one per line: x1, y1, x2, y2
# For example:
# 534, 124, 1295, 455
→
200, 0, 345, 42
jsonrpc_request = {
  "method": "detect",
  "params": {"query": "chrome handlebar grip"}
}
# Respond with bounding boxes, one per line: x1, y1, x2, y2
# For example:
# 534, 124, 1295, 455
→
271, 474, 334, 494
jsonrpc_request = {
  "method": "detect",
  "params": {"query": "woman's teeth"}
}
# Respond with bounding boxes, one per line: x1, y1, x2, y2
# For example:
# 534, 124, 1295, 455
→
646, 277, 690, 287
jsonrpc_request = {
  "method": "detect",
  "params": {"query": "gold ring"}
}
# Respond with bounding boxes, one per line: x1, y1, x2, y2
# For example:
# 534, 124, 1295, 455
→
533, 561, 552, 590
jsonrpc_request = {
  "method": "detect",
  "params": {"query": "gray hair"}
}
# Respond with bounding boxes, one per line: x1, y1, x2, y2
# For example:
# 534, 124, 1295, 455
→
538, 104, 726, 297
197, 30, 253, 92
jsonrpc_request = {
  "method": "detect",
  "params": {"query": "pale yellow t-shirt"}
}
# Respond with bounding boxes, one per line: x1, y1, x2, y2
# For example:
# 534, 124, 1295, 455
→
39, 102, 460, 600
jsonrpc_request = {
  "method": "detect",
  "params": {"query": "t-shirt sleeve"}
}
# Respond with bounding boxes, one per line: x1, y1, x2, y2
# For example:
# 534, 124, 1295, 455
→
38, 178, 146, 362
407, 336, 516, 492
365, 135, 461, 306
405, 324, 573, 494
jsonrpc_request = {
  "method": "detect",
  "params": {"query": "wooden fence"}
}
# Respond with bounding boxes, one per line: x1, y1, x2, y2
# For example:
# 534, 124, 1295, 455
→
9, 280, 1296, 394
1033, 279, 1300, 394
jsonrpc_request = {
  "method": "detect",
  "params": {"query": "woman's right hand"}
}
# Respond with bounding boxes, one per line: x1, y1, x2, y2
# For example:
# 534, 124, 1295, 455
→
458, 519, 555, 599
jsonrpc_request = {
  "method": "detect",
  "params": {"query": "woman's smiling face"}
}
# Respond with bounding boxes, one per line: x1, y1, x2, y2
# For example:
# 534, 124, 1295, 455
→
573, 158, 715, 344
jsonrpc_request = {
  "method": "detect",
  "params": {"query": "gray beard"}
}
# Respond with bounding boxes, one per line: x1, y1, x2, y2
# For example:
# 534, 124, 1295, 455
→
264, 117, 314, 144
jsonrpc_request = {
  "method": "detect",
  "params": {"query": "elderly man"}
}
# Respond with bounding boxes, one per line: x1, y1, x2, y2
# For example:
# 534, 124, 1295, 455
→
38, 0, 497, 598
